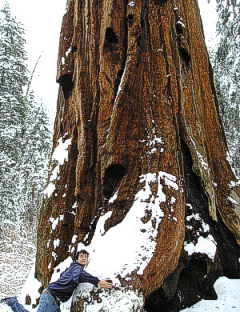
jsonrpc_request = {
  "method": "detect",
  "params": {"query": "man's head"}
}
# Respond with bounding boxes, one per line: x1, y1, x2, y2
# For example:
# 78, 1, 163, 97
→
75, 249, 89, 267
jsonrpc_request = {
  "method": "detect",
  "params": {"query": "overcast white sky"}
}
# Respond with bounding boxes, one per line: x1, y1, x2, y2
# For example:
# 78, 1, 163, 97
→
1, 0, 218, 128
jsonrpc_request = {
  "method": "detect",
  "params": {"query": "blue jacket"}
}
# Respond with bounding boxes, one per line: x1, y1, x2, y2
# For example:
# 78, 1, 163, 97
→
47, 262, 100, 302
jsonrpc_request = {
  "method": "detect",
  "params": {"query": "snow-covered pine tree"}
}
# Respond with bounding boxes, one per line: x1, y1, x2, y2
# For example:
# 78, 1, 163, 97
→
0, 3, 51, 225
21, 92, 52, 223
0, 2, 29, 221
210, 0, 240, 176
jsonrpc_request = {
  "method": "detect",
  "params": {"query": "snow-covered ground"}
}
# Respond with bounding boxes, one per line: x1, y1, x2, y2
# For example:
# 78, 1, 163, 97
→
0, 263, 240, 312
1, 218, 240, 312
181, 277, 240, 311
0, 221, 36, 311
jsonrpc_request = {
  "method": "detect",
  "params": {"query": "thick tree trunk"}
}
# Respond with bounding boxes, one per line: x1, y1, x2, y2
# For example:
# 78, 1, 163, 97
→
35, 0, 240, 311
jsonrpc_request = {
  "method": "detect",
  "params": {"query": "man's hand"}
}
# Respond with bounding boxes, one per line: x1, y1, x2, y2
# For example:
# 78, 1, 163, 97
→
98, 279, 113, 289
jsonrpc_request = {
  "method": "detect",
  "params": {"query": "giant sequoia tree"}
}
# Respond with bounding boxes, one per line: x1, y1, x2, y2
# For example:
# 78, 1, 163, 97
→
35, 0, 240, 311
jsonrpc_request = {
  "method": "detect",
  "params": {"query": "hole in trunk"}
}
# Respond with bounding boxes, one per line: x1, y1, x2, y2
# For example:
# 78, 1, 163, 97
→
128, 14, 134, 27
57, 74, 73, 100
72, 46, 77, 53
179, 47, 191, 66
103, 165, 126, 198
176, 22, 184, 36
105, 27, 118, 44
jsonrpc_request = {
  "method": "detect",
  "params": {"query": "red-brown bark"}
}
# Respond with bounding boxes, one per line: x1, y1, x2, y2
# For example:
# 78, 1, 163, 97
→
34, 0, 240, 311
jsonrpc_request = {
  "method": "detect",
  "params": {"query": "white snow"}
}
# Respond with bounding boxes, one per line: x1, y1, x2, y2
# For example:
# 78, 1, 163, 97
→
108, 187, 120, 204
43, 137, 72, 198
53, 238, 60, 250
180, 277, 240, 311
59, 215, 64, 221
43, 182, 56, 198
75, 171, 178, 281
52, 252, 58, 261
184, 234, 217, 261
229, 180, 240, 188
52, 138, 72, 165
114, 65, 127, 105
142, 125, 165, 155
66, 46, 71, 57
1, 269, 239, 312
17, 264, 42, 311
71, 235, 78, 244
128, 1, 135, 7
227, 196, 239, 206
176, 21, 186, 29
1, 210, 240, 312
185, 206, 215, 260
73, 284, 144, 312
49, 217, 59, 231
72, 202, 77, 209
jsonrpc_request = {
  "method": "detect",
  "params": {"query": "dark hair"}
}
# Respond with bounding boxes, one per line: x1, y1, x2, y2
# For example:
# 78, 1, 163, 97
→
75, 249, 89, 260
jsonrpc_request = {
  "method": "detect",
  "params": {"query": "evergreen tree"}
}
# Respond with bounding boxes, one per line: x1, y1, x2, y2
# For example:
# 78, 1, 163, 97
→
209, 0, 240, 176
0, 3, 51, 224
0, 2, 29, 221
21, 92, 52, 223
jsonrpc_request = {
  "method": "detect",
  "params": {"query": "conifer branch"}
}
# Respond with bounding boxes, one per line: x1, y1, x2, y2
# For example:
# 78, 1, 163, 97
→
25, 54, 42, 97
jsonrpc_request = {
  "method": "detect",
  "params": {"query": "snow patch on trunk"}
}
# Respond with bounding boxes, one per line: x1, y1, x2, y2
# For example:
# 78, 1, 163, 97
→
76, 171, 178, 282
44, 137, 72, 198
72, 284, 144, 312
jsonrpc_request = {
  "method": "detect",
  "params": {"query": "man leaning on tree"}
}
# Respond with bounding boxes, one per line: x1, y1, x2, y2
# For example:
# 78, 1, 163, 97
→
0, 250, 112, 312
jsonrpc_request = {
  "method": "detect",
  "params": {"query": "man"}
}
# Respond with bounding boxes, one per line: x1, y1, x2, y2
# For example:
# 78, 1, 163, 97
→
1, 250, 112, 311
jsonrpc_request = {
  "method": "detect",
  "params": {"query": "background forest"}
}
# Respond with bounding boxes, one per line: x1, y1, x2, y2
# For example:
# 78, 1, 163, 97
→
0, 0, 239, 306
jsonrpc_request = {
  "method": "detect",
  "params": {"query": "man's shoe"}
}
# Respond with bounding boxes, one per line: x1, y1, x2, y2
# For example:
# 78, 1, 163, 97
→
0, 297, 14, 304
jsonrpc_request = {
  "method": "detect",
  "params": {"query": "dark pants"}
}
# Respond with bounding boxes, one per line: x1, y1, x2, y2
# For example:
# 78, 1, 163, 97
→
7, 290, 60, 312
